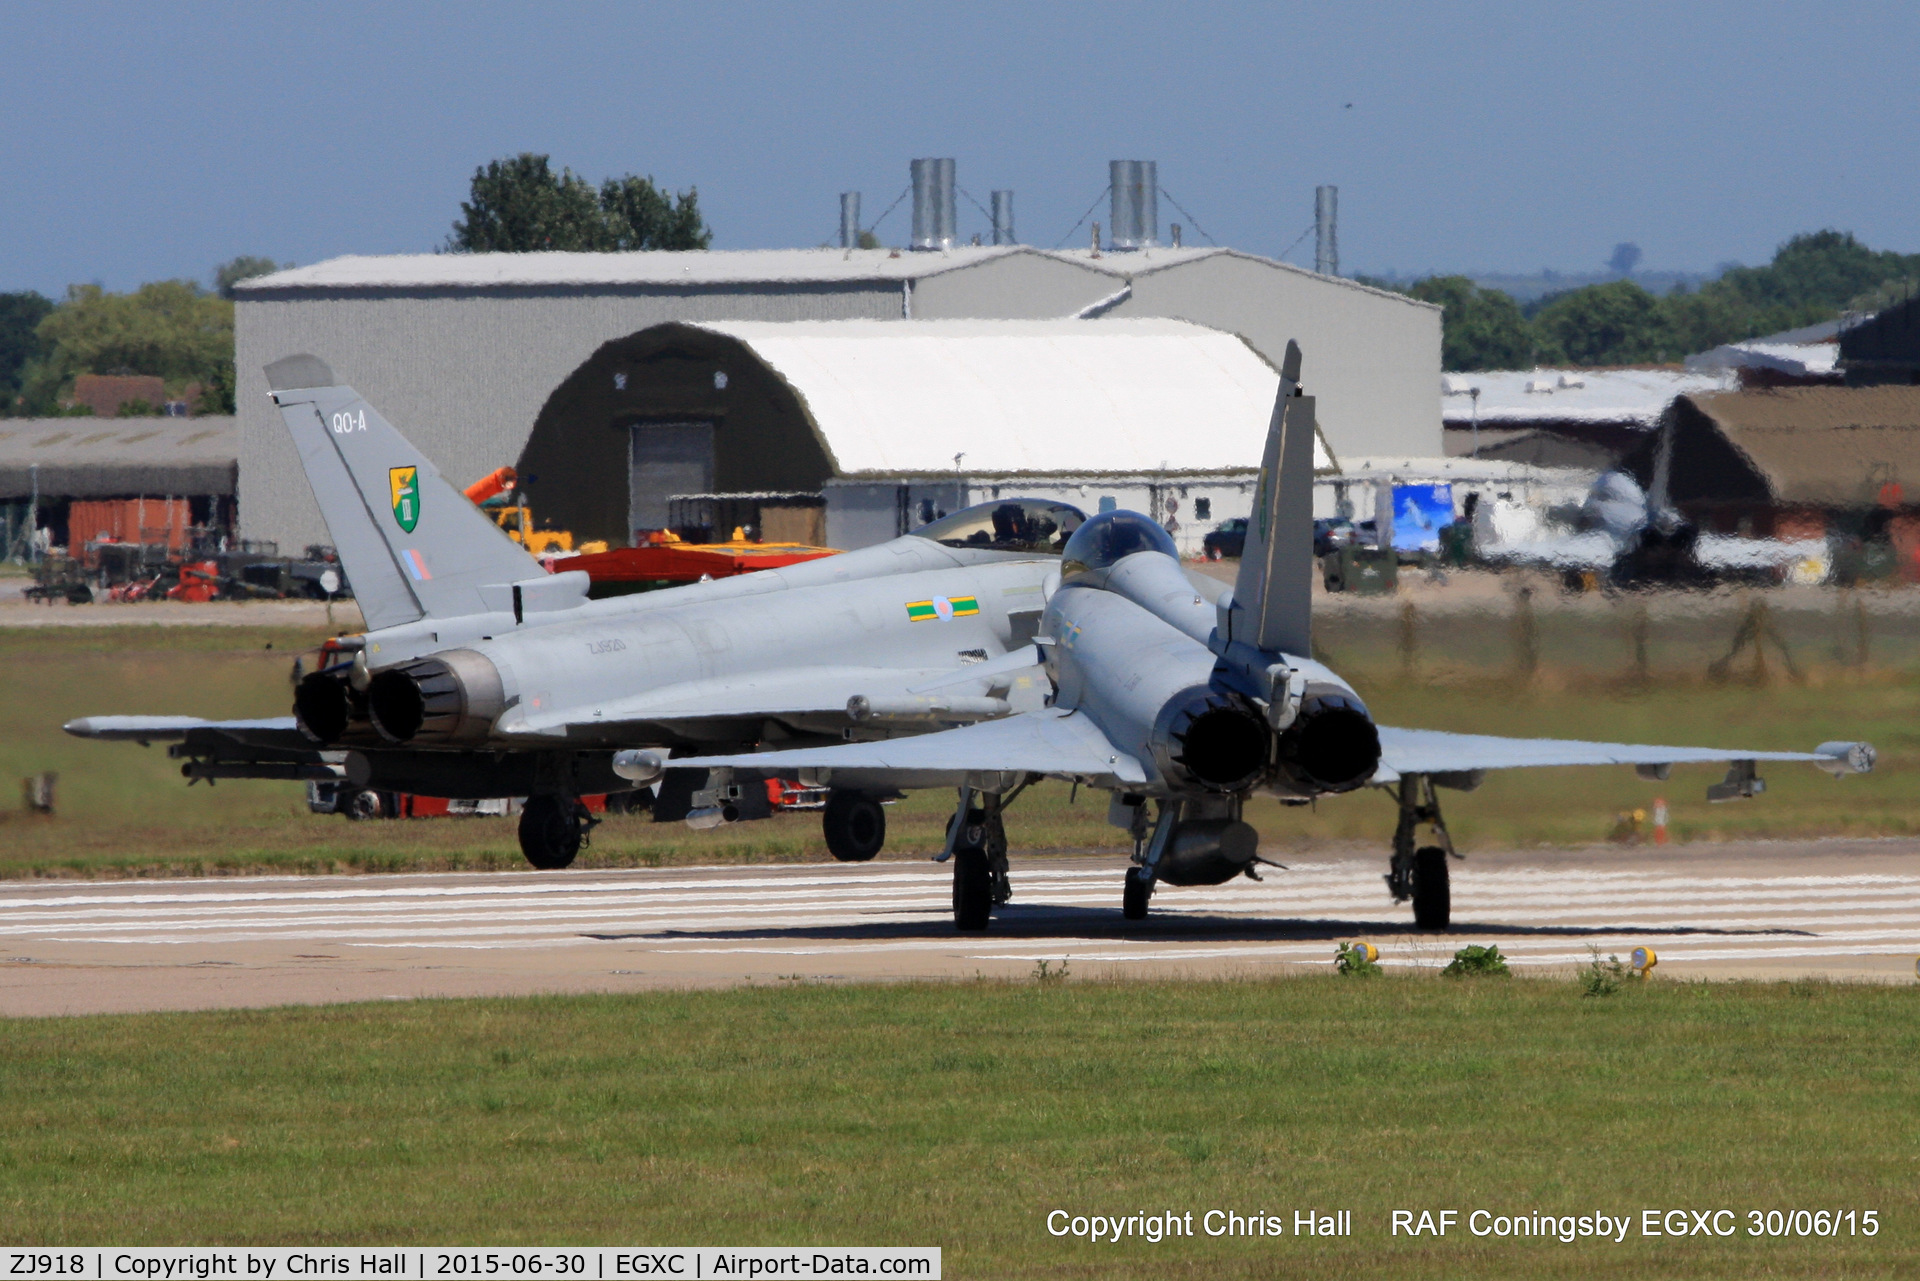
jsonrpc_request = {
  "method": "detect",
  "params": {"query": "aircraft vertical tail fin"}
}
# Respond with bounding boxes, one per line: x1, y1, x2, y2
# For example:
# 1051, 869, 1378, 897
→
264, 355, 544, 630
1225, 340, 1315, 657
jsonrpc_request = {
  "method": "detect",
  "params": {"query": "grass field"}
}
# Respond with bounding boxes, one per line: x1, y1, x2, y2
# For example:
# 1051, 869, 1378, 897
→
0, 976, 1913, 1277
0, 610, 1916, 878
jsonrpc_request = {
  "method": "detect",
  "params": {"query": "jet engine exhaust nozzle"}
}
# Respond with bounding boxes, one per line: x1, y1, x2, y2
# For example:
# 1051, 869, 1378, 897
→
1154, 688, 1271, 793
366, 649, 506, 745
293, 670, 358, 744
1274, 686, 1380, 794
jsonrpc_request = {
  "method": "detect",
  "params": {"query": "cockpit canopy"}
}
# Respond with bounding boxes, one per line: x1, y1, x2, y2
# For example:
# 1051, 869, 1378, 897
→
911, 499, 1086, 554
1060, 510, 1178, 581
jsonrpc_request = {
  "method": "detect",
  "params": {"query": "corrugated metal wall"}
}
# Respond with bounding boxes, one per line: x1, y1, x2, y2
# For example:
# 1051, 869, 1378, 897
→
1107, 254, 1443, 460
236, 284, 900, 548
911, 253, 1113, 319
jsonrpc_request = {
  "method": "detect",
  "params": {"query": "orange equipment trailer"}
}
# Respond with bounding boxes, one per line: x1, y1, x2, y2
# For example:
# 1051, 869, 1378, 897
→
557, 533, 840, 591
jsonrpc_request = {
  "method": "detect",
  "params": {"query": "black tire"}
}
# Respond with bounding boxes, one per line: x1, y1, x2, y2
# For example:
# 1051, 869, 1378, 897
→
1122, 867, 1152, 920
341, 789, 385, 822
952, 849, 992, 931
519, 795, 582, 870
822, 790, 886, 862
1412, 845, 1451, 929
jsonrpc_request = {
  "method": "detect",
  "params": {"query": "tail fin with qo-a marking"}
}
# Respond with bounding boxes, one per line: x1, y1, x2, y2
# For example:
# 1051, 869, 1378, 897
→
264, 354, 550, 630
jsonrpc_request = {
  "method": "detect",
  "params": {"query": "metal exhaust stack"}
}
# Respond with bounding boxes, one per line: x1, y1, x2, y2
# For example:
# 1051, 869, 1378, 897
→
1108, 160, 1158, 250
1315, 185, 1339, 276
909, 159, 956, 251
990, 190, 1015, 245
839, 192, 862, 249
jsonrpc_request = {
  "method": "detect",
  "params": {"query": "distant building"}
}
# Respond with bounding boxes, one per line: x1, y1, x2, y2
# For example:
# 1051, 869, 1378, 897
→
1441, 367, 1734, 469
69, 374, 167, 417
0, 417, 236, 552
1687, 320, 1844, 388
1623, 386, 1920, 572
1839, 296, 1920, 386
234, 246, 1439, 549
513, 317, 1336, 555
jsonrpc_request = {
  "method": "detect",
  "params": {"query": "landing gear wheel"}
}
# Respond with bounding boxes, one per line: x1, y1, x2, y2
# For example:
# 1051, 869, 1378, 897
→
1122, 867, 1153, 920
1412, 845, 1451, 929
822, 790, 886, 862
519, 795, 585, 870
953, 849, 992, 931
341, 789, 387, 821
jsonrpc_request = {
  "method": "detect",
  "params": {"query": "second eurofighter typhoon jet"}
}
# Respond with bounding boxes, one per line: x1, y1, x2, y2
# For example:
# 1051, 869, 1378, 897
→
68, 349, 1875, 931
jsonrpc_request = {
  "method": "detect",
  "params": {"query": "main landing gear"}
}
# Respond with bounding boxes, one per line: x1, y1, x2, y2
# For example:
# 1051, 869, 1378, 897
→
943, 780, 1021, 930
822, 789, 887, 862
519, 794, 597, 870
1385, 774, 1458, 929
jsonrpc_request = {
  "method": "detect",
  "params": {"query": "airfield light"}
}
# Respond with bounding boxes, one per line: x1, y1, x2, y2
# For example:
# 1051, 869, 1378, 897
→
1349, 941, 1379, 964
1630, 946, 1658, 975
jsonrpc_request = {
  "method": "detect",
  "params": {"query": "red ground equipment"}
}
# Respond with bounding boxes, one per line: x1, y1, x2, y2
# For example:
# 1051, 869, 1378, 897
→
166, 561, 221, 603
559, 534, 840, 591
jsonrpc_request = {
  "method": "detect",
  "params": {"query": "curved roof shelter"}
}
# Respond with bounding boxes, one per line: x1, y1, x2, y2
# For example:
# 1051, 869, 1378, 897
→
516, 318, 1334, 546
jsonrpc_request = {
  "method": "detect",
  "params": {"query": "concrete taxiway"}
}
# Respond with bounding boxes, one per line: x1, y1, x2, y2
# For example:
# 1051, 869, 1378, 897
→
1, 839, 1916, 1016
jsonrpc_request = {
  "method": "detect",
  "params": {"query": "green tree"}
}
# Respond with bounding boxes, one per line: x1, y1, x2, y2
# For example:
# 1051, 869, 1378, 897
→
1532, 280, 1676, 365
1404, 275, 1534, 371
1708, 230, 1919, 319
21, 281, 233, 413
598, 174, 710, 250
214, 255, 287, 299
448, 153, 710, 252
0, 291, 54, 412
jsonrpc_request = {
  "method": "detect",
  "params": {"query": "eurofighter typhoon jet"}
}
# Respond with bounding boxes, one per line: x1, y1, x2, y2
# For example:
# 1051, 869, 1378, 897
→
671, 342, 1877, 930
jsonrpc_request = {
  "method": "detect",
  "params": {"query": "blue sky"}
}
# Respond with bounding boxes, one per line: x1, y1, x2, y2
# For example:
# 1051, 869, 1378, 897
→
4, 0, 1916, 296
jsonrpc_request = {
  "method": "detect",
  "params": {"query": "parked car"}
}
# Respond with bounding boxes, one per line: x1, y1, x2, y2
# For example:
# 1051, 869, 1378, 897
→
1313, 518, 1377, 558
1202, 517, 1249, 560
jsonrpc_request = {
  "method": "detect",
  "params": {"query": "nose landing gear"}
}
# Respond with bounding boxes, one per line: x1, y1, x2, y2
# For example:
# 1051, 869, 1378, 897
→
942, 781, 1022, 930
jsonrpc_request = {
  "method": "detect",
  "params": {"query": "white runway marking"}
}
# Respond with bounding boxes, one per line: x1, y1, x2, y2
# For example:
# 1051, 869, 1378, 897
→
3, 857, 1917, 980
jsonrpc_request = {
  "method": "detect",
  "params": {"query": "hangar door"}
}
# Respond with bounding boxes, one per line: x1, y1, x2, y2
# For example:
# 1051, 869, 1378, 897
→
628, 422, 713, 538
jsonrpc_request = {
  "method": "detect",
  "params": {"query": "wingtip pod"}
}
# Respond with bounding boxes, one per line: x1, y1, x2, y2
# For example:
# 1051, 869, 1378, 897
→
62, 715, 208, 741
1813, 741, 1876, 776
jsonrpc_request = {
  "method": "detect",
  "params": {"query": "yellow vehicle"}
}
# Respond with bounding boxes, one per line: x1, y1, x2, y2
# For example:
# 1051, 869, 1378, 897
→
462, 466, 607, 556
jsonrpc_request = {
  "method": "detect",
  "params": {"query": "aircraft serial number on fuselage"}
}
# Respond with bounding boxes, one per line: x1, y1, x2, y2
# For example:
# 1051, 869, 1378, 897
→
586, 639, 627, 654
432, 1256, 589, 1276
